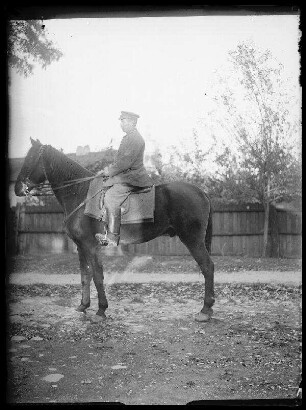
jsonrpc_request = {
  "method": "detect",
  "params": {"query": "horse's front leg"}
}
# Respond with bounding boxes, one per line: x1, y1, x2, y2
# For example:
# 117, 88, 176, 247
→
75, 246, 93, 312
92, 245, 108, 318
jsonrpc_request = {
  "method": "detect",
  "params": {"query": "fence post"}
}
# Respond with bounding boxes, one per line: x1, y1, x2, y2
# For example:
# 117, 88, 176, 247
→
268, 204, 279, 258
13, 203, 21, 254
18, 203, 26, 254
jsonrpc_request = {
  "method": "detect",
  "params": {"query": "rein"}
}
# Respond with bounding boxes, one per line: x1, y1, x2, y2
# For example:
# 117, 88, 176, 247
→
28, 144, 106, 191
26, 144, 108, 224
53, 174, 103, 191
62, 187, 105, 224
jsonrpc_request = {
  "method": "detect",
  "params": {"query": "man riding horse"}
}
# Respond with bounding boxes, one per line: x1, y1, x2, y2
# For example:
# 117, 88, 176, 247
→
95, 111, 153, 247
15, 128, 214, 321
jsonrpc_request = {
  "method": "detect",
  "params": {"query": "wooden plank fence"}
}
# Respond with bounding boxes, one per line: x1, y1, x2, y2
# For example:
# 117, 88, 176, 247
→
13, 201, 302, 258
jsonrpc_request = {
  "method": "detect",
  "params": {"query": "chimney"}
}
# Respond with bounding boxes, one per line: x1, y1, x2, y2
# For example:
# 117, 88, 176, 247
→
76, 145, 90, 156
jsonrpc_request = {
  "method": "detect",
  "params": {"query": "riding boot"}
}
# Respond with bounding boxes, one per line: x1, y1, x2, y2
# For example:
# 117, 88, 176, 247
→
95, 208, 121, 247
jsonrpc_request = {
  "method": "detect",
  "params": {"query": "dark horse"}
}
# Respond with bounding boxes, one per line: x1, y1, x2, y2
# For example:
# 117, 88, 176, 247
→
15, 138, 215, 322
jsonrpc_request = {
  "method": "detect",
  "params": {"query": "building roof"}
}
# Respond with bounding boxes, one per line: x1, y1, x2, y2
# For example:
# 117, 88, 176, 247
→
9, 150, 113, 182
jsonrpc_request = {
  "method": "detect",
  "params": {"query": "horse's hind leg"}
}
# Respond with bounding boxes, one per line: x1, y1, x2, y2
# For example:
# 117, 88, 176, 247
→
181, 237, 215, 322
75, 246, 93, 312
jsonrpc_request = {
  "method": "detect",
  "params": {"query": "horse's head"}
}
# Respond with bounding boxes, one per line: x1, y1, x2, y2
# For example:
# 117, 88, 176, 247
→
14, 138, 47, 196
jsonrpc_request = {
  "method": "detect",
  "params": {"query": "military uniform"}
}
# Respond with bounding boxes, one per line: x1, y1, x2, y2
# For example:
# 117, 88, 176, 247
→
103, 127, 153, 188
96, 111, 152, 246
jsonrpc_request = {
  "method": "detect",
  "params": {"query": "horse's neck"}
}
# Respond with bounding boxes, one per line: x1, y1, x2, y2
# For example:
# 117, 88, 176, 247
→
43, 146, 91, 210
43, 147, 88, 183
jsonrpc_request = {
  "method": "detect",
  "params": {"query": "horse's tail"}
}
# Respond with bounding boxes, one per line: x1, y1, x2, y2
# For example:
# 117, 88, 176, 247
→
205, 202, 213, 255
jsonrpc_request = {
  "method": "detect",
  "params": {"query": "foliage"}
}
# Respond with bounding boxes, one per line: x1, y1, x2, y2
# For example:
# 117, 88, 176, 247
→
146, 148, 168, 185
147, 131, 215, 190
205, 40, 301, 206
201, 40, 301, 256
85, 148, 116, 174
210, 139, 301, 205
171, 130, 215, 189
7, 20, 63, 77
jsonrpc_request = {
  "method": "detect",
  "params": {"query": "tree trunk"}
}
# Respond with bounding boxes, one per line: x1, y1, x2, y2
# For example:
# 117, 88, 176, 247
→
14, 203, 21, 254
262, 200, 270, 257
18, 203, 26, 255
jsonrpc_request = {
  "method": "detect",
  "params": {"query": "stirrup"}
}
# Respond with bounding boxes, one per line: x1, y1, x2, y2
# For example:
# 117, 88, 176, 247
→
95, 233, 109, 246
95, 233, 119, 247
105, 233, 120, 247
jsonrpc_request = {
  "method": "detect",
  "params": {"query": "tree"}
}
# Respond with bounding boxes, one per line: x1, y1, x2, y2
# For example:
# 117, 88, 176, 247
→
206, 144, 260, 204
204, 41, 301, 256
147, 147, 168, 184
85, 148, 116, 174
175, 130, 215, 188
7, 20, 63, 77
149, 130, 215, 190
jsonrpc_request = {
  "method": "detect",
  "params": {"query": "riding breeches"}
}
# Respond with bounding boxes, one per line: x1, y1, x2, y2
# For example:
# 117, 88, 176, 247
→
103, 183, 138, 212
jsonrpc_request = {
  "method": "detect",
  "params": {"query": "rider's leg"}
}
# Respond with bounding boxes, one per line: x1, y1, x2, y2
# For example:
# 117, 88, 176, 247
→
96, 184, 134, 246
102, 207, 121, 245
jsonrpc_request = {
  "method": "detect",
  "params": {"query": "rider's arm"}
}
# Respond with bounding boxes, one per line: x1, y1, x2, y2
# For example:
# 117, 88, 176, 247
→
107, 134, 143, 177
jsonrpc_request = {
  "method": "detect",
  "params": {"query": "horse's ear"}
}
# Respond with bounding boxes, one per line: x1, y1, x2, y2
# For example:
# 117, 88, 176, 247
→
30, 137, 42, 146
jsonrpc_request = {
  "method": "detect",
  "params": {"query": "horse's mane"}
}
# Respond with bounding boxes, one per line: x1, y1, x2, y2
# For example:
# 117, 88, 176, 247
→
44, 145, 94, 198
45, 145, 94, 179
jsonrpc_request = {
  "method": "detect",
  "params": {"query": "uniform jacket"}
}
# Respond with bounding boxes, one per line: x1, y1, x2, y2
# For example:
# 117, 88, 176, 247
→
103, 128, 153, 187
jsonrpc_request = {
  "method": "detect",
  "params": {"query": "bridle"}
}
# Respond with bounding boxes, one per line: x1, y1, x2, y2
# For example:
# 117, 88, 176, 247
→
22, 145, 48, 195
21, 144, 107, 223
23, 144, 101, 192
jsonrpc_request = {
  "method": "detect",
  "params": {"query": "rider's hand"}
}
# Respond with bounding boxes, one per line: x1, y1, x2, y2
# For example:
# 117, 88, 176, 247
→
102, 166, 109, 176
96, 166, 109, 175
96, 167, 109, 180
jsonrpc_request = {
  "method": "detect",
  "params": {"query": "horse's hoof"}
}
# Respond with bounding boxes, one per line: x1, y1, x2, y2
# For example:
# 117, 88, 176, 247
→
96, 309, 107, 319
76, 304, 89, 313
195, 311, 212, 322
90, 315, 105, 323
89, 311, 106, 323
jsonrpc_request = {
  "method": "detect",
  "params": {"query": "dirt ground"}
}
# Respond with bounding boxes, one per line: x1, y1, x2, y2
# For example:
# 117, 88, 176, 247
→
6, 254, 302, 404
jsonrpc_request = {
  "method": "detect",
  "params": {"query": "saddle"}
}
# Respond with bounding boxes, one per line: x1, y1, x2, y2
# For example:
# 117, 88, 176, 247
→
84, 180, 155, 224
120, 186, 155, 224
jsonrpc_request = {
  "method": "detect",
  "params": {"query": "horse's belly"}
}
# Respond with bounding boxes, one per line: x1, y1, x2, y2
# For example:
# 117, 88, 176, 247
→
119, 222, 166, 245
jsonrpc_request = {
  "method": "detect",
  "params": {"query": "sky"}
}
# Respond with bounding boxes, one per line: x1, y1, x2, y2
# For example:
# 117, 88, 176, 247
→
8, 13, 301, 159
